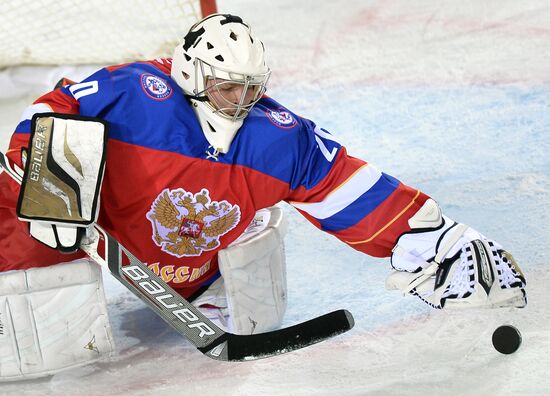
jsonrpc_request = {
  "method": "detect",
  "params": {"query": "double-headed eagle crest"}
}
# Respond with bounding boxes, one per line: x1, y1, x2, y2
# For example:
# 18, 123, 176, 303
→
146, 188, 241, 257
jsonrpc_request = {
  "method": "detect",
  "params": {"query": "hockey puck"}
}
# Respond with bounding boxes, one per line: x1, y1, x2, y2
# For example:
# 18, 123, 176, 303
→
492, 325, 522, 354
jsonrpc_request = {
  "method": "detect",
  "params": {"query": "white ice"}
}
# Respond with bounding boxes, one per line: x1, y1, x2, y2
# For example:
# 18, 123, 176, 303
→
1, 1, 549, 395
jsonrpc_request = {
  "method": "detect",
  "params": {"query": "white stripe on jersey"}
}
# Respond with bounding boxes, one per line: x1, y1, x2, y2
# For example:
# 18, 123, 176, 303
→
19, 103, 53, 122
290, 164, 382, 219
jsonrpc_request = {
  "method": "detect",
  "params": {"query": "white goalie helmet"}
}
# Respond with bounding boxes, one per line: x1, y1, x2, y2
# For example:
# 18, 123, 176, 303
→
172, 14, 270, 153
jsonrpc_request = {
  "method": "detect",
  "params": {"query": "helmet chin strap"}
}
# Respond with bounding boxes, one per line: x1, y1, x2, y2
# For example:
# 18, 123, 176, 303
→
184, 93, 209, 102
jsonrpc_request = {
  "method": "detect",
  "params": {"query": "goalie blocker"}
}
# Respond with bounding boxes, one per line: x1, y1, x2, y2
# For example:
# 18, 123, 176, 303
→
17, 112, 108, 252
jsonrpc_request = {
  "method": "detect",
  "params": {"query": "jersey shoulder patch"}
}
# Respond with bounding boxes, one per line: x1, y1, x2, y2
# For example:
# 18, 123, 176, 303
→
256, 97, 299, 130
265, 107, 298, 129
140, 73, 173, 101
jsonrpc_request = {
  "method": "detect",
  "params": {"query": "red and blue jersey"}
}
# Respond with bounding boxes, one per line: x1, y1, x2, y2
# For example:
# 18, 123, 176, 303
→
0, 58, 430, 298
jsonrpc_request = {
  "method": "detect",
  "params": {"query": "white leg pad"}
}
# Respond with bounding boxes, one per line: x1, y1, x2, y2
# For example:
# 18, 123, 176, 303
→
192, 277, 231, 331
0, 259, 114, 381
195, 206, 288, 335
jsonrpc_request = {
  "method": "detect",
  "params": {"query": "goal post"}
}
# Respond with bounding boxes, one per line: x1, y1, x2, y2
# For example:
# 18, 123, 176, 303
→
199, 0, 218, 20
0, 0, 217, 68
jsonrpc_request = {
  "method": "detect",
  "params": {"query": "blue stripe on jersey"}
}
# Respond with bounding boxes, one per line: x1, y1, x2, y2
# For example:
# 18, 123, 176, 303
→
14, 120, 31, 134
318, 173, 400, 232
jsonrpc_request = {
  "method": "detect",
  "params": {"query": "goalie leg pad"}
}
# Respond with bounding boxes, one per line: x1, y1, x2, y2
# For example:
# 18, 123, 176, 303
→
0, 259, 114, 381
194, 206, 288, 335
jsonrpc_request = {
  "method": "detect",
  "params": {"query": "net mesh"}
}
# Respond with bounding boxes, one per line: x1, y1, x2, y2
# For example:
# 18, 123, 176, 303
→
0, 0, 212, 67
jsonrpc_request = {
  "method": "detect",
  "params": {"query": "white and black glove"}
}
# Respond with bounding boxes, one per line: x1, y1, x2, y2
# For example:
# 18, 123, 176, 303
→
386, 199, 526, 309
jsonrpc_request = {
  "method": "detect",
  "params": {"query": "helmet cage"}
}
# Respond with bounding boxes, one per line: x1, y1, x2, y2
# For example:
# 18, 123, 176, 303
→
193, 58, 270, 121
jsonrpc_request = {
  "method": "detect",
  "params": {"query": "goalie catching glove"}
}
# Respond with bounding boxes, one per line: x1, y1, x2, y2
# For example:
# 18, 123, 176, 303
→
386, 199, 526, 309
17, 113, 107, 252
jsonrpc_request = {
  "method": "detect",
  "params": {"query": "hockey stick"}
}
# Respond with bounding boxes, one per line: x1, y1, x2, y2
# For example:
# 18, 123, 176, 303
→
0, 150, 355, 361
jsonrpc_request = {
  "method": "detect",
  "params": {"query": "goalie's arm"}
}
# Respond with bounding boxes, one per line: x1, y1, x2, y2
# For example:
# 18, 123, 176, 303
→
282, 119, 526, 310
284, 118, 431, 258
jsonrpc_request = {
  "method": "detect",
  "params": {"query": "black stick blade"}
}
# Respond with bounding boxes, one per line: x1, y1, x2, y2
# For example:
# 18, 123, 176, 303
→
202, 309, 355, 361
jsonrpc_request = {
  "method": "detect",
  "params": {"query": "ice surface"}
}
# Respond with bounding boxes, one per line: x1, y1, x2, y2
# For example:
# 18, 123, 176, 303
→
1, 1, 549, 395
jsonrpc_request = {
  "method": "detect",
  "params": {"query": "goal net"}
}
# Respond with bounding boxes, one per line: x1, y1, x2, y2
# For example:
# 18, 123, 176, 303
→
0, 0, 217, 67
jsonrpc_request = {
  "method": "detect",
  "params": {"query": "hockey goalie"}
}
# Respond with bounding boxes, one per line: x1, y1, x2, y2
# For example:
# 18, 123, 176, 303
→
0, 13, 526, 380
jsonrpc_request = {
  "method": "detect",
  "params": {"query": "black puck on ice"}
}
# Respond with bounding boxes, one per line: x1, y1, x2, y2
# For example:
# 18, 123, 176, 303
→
492, 325, 522, 354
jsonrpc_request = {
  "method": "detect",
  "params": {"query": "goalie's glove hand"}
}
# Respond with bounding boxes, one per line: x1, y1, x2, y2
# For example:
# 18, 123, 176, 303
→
385, 199, 526, 309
